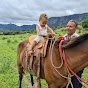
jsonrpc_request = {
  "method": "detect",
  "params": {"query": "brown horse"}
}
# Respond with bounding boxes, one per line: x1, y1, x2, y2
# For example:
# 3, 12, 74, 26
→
17, 33, 88, 88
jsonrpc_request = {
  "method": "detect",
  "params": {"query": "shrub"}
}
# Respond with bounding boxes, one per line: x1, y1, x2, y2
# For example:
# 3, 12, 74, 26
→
7, 39, 11, 43
2, 37, 7, 40
12, 40, 18, 43
82, 14, 88, 28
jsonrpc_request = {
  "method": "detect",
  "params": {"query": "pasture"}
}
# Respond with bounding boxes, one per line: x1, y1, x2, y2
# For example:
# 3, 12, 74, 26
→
0, 28, 88, 88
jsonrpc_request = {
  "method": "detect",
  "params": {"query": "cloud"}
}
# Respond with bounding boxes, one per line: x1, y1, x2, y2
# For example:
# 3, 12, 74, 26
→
0, 0, 88, 26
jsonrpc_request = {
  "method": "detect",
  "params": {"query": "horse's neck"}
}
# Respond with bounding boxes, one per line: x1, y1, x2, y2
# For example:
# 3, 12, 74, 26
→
64, 39, 88, 73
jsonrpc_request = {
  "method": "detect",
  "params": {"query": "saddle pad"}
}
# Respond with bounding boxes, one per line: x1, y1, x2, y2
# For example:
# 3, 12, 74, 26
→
29, 35, 45, 44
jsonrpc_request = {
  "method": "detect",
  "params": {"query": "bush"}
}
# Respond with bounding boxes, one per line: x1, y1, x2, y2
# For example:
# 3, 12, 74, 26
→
78, 25, 83, 33
12, 40, 18, 43
2, 37, 7, 40
7, 39, 11, 43
82, 14, 88, 28
82, 21, 88, 28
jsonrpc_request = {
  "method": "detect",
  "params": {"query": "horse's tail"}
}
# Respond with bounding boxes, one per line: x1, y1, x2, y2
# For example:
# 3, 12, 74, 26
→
30, 74, 34, 86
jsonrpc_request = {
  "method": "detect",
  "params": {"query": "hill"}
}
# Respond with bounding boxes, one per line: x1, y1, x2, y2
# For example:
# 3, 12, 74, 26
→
47, 13, 88, 27
0, 24, 36, 31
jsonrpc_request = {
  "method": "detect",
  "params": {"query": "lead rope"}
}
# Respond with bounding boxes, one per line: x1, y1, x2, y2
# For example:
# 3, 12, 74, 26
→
49, 37, 73, 88
45, 35, 73, 87
63, 51, 73, 88
49, 38, 67, 78
49, 38, 64, 69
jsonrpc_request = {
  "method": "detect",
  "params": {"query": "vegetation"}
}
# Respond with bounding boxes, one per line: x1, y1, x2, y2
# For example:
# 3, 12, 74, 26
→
0, 29, 36, 35
0, 25, 88, 88
82, 14, 88, 28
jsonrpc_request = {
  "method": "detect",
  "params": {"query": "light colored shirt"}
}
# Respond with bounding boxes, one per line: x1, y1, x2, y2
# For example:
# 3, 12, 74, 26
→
33, 24, 47, 43
37, 24, 47, 35
63, 32, 79, 40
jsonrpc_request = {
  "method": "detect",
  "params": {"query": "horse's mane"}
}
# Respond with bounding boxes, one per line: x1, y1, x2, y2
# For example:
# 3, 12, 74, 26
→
55, 33, 88, 49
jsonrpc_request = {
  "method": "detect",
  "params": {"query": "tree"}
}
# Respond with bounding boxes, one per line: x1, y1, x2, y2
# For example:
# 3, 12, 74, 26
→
82, 14, 88, 28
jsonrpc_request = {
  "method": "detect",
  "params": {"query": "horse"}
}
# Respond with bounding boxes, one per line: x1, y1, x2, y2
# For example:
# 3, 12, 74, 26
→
17, 33, 88, 88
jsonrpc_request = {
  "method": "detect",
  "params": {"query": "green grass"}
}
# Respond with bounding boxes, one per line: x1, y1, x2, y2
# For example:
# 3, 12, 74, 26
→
0, 28, 88, 88
0, 34, 30, 88
0, 33, 48, 88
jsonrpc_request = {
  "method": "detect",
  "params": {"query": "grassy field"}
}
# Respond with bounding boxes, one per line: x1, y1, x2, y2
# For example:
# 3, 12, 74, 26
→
0, 28, 88, 88
0, 33, 48, 88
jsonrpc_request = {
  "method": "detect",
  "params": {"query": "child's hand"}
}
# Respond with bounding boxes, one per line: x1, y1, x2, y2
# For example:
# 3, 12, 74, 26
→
38, 33, 42, 36
42, 34, 48, 37
52, 33, 56, 36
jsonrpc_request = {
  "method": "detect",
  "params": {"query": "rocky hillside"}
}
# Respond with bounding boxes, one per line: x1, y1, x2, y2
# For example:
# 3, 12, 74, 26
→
47, 13, 88, 27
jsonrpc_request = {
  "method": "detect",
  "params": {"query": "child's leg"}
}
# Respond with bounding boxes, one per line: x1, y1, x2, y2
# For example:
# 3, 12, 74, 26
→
29, 41, 37, 53
31, 41, 37, 49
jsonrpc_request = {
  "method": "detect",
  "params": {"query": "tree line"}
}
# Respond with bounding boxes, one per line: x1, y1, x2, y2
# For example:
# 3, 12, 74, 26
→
82, 14, 88, 28
0, 29, 36, 35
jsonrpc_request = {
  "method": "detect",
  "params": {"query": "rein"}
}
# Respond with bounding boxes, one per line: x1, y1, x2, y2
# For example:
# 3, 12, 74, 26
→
59, 40, 88, 87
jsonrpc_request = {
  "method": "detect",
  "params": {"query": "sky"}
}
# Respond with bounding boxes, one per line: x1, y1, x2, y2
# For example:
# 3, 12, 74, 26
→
0, 0, 88, 26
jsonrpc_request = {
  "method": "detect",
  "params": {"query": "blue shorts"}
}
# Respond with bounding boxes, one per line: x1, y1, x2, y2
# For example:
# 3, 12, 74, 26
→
33, 35, 43, 43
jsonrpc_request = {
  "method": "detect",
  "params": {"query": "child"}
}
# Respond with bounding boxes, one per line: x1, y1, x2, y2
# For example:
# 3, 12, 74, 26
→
29, 13, 56, 54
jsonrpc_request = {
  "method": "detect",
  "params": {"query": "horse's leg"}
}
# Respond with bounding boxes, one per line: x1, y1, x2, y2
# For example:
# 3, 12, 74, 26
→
30, 74, 34, 86
33, 77, 41, 88
18, 65, 23, 88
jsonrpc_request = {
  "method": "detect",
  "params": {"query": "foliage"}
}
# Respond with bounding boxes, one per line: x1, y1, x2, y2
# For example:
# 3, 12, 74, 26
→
0, 29, 36, 35
7, 39, 11, 43
82, 14, 88, 28
78, 25, 84, 33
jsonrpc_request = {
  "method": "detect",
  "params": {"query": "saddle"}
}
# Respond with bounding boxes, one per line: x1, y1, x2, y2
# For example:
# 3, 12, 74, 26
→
25, 35, 48, 76
29, 35, 48, 57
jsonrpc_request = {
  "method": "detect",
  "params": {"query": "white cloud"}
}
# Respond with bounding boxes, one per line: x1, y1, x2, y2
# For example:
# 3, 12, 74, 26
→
66, 10, 75, 15
0, 0, 88, 25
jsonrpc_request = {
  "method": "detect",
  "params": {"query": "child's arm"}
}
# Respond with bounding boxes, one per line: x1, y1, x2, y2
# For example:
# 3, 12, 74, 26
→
47, 25, 56, 36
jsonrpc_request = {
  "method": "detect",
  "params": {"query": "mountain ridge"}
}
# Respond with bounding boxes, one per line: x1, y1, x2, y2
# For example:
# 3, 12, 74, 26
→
47, 13, 88, 27
0, 24, 36, 31
0, 13, 88, 31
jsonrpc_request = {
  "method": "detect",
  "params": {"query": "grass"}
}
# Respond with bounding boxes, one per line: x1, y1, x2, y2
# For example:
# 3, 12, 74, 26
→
0, 33, 48, 88
0, 34, 30, 88
0, 28, 88, 88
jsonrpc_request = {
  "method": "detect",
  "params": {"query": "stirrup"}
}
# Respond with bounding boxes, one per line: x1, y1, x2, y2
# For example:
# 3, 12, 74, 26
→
29, 49, 34, 54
